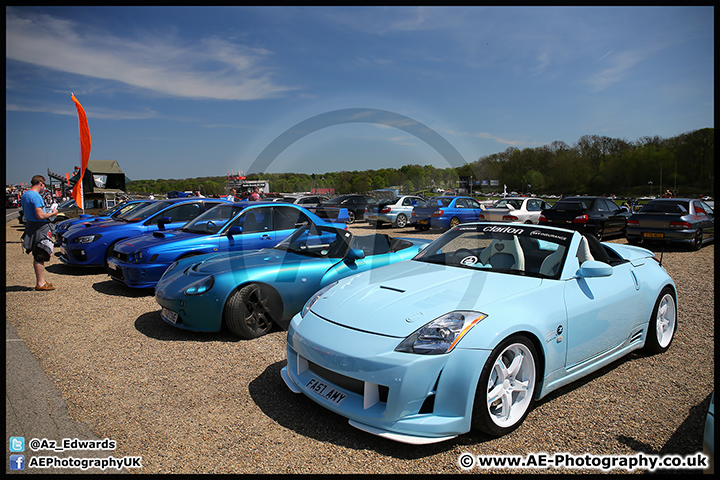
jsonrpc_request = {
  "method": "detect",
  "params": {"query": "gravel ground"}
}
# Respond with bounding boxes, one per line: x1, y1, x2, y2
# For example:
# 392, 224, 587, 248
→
5, 220, 714, 474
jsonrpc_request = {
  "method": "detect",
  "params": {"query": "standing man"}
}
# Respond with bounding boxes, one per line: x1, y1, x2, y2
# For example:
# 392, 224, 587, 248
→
21, 175, 57, 291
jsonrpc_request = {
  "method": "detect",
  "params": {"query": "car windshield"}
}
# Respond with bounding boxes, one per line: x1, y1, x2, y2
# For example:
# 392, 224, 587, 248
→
492, 199, 523, 209
122, 201, 179, 222
274, 225, 352, 258
180, 204, 246, 234
97, 204, 122, 216
639, 200, 689, 214
112, 201, 154, 219
57, 199, 78, 209
413, 224, 572, 279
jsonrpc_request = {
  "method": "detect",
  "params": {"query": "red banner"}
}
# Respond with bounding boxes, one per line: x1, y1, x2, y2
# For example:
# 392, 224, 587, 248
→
71, 94, 91, 210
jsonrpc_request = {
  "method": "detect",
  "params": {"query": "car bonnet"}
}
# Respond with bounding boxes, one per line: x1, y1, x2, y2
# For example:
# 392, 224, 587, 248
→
66, 219, 125, 237
308, 260, 543, 337
184, 248, 306, 275
115, 230, 199, 253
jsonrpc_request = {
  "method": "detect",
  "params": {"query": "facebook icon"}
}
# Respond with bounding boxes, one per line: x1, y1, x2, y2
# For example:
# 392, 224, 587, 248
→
10, 454, 25, 470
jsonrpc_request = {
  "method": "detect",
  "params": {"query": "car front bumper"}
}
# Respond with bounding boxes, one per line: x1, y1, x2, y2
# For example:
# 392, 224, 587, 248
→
59, 242, 106, 266
154, 284, 225, 332
107, 257, 171, 289
282, 311, 487, 444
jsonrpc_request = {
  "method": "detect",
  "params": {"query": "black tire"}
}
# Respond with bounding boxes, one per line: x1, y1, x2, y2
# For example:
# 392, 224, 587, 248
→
346, 211, 356, 225
395, 214, 408, 228
642, 286, 677, 354
472, 335, 538, 437
691, 230, 703, 251
595, 225, 604, 241
223, 284, 278, 339
449, 217, 461, 229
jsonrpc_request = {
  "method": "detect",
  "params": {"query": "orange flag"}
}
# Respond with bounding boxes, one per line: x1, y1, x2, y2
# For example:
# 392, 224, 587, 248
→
71, 94, 91, 211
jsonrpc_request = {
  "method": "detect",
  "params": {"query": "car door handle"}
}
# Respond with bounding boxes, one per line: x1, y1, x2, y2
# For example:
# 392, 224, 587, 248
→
261, 234, 272, 240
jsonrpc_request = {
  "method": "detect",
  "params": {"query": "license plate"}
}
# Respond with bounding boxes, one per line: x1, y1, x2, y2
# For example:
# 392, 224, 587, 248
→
161, 307, 178, 324
107, 261, 117, 270
367, 215, 377, 220
643, 232, 664, 238
418, 220, 428, 225
305, 378, 347, 405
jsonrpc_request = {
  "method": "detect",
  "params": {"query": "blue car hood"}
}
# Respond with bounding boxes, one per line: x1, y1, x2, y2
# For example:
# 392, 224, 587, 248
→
309, 260, 543, 337
66, 219, 126, 236
189, 248, 308, 275
115, 230, 199, 253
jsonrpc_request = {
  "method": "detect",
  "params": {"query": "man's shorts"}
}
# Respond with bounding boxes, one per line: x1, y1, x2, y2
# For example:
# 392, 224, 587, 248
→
33, 245, 51, 263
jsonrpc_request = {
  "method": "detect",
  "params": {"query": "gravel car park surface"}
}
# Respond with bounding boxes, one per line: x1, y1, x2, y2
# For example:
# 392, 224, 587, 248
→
5, 220, 714, 474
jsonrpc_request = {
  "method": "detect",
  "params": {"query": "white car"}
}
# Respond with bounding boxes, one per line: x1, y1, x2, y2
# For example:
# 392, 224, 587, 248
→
479, 197, 552, 224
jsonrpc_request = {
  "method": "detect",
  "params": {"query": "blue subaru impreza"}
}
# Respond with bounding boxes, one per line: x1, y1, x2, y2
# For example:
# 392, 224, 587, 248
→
59, 197, 230, 267
107, 202, 349, 289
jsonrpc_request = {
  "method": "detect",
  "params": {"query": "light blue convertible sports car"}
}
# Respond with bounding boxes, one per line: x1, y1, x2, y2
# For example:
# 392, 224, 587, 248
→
281, 222, 677, 444
154, 224, 431, 339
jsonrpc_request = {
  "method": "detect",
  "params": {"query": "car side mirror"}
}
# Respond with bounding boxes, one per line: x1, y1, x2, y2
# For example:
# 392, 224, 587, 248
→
227, 225, 243, 235
577, 261, 613, 278
158, 216, 172, 230
345, 248, 365, 261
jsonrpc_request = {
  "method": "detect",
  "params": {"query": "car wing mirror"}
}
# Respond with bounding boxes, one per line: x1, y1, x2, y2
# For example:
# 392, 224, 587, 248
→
158, 216, 172, 230
345, 248, 365, 261
577, 260, 613, 278
227, 225, 243, 235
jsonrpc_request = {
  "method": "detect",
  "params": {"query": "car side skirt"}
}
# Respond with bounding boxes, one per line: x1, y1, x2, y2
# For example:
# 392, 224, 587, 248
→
537, 326, 647, 399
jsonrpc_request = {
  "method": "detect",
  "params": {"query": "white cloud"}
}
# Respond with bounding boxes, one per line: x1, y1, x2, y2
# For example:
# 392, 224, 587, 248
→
5, 9, 296, 101
586, 50, 644, 92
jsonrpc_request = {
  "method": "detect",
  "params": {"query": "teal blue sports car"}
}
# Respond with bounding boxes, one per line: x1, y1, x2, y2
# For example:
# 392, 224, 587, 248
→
154, 224, 430, 339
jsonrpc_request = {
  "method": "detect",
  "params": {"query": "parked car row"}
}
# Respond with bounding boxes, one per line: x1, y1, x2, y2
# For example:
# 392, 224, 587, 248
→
184, 192, 715, 253
360, 192, 714, 251
52, 193, 687, 446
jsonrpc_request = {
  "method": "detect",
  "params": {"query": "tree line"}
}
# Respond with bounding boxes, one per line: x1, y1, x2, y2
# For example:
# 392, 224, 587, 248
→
127, 128, 714, 198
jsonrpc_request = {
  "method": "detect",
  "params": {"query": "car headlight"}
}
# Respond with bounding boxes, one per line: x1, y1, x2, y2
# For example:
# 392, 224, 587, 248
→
133, 249, 148, 263
395, 311, 487, 355
74, 234, 101, 243
163, 261, 179, 277
301, 282, 339, 318
184, 276, 214, 296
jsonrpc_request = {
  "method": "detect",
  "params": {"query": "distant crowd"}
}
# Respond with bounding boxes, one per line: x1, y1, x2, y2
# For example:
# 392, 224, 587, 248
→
6, 184, 59, 209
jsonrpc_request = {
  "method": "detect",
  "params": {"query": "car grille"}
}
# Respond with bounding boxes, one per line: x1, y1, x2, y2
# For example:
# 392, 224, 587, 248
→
108, 267, 124, 281
307, 360, 389, 403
